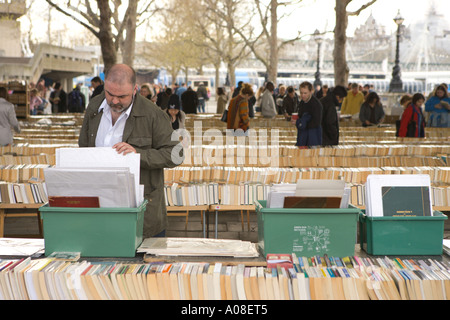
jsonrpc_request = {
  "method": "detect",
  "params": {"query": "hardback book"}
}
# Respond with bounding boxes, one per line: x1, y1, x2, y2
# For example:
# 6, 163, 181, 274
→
283, 196, 341, 209
381, 186, 432, 216
48, 196, 100, 208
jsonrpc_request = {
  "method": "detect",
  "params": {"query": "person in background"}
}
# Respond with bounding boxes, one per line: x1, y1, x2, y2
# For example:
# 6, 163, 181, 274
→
425, 84, 450, 127
294, 81, 323, 147
29, 88, 43, 115
247, 90, 256, 119
261, 81, 277, 118
321, 84, 329, 98
320, 85, 347, 146
166, 94, 186, 130
156, 87, 172, 110
181, 86, 198, 114
398, 93, 426, 138
49, 82, 67, 113
340, 82, 364, 115
176, 83, 187, 109
79, 64, 182, 238
0, 87, 20, 146
254, 86, 265, 113
91, 76, 104, 98
359, 91, 385, 127
216, 87, 228, 115
196, 82, 209, 113
281, 86, 299, 118
395, 94, 413, 137
399, 94, 412, 111
315, 84, 329, 99
140, 84, 153, 100
227, 83, 253, 134
275, 85, 286, 115
232, 81, 243, 98
68, 83, 86, 113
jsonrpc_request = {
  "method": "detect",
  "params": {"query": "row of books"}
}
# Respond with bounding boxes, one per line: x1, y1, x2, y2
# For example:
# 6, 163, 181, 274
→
335, 182, 450, 208
163, 181, 449, 208
164, 183, 271, 207
0, 254, 448, 300
175, 143, 448, 158
0, 164, 51, 183
180, 154, 445, 168
1, 162, 449, 186
0, 182, 48, 205
0, 154, 55, 166
276, 144, 450, 157
4, 140, 449, 159
164, 166, 450, 185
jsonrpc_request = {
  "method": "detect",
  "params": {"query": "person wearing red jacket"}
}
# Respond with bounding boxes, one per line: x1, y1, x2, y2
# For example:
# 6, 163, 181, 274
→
398, 93, 426, 138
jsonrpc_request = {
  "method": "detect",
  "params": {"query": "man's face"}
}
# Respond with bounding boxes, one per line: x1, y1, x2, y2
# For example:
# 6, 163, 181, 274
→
300, 87, 312, 102
104, 80, 137, 113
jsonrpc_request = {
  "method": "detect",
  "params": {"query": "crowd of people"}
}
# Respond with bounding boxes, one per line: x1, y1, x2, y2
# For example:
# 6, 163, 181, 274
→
1, 72, 449, 149
215, 80, 450, 147
27, 79, 89, 115
116, 77, 450, 144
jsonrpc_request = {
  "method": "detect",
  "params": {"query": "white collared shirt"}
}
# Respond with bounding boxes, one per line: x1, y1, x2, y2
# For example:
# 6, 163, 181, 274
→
95, 99, 133, 147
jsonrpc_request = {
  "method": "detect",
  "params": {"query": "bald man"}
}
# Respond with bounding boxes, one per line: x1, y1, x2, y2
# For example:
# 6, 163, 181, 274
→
79, 64, 183, 238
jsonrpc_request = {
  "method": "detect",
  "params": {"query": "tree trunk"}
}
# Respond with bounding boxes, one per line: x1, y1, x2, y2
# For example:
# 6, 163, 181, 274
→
267, 0, 278, 83
122, 0, 138, 67
214, 62, 220, 95
227, 64, 236, 89
97, 0, 117, 73
333, 0, 349, 87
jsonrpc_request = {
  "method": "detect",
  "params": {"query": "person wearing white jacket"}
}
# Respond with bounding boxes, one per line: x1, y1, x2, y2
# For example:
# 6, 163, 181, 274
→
261, 81, 277, 118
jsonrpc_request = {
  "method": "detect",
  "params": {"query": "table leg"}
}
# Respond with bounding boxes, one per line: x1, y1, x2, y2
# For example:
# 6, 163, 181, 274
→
0, 209, 5, 238
215, 210, 218, 239
206, 209, 210, 238
202, 211, 205, 238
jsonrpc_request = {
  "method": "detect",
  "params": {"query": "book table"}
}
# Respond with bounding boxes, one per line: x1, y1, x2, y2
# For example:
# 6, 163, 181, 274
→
0, 203, 43, 238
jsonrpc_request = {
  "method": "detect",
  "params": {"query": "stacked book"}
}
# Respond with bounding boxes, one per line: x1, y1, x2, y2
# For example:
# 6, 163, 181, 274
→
0, 181, 48, 204
164, 183, 271, 207
0, 254, 448, 300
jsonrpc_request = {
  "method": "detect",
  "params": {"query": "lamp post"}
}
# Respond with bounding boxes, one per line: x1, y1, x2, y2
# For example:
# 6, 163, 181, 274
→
313, 29, 323, 89
389, 10, 404, 93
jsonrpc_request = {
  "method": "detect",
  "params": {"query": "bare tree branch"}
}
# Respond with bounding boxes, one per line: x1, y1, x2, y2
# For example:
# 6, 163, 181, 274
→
45, 0, 99, 37
347, 0, 376, 16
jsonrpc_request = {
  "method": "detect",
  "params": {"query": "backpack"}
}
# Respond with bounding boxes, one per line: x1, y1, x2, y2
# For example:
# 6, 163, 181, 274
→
68, 90, 83, 112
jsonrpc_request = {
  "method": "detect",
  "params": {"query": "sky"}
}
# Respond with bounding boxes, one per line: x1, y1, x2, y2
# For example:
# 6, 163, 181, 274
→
280, 0, 450, 39
23, 0, 450, 43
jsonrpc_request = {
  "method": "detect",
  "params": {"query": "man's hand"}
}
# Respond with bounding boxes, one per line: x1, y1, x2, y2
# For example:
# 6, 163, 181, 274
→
113, 142, 136, 155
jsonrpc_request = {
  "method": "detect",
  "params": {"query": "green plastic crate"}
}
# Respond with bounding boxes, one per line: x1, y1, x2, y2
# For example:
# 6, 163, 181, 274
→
359, 211, 448, 256
39, 200, 147, 257
255, 200, 360, 257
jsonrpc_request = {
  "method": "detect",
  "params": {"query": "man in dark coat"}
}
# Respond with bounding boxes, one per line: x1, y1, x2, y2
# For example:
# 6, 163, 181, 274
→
181, 87, 198, 114
320, 85, 347, 146
295, 81, 323, 147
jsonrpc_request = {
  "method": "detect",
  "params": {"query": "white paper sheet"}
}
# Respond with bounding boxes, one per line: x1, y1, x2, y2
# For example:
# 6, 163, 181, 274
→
56, 147, 142, 205
44, 167, 136, 207
0, 238, 45, 256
